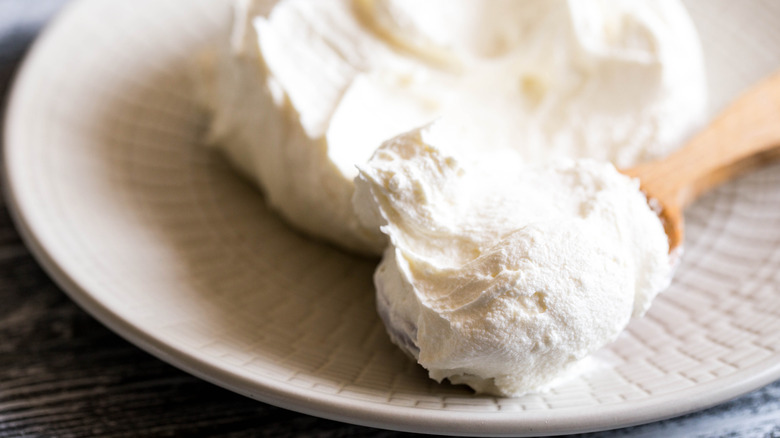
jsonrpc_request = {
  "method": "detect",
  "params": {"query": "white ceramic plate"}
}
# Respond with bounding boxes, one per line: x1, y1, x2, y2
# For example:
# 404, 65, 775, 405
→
4, 0, 780, 435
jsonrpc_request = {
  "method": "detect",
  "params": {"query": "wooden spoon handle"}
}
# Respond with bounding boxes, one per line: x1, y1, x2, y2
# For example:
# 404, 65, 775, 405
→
624, 71, 780, 210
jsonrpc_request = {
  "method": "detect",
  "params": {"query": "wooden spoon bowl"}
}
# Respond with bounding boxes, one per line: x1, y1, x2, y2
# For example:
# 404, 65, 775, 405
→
622, 72, 780, 253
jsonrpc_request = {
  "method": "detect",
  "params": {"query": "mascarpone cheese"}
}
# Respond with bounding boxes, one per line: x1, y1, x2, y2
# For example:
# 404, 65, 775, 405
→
353, 125, 672, 396
201, 0, 706, 254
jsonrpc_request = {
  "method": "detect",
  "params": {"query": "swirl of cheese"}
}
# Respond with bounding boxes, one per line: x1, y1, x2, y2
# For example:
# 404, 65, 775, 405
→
201, 0, 705, 255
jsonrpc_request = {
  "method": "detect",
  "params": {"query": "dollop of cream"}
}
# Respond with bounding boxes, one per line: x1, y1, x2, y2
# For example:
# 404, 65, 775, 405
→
200, 0, 706, 254
353, 125, 672, 396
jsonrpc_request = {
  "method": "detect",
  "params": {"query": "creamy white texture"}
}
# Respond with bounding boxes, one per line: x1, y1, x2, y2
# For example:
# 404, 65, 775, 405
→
201, 0, 706, 254
353, 126, 672, 396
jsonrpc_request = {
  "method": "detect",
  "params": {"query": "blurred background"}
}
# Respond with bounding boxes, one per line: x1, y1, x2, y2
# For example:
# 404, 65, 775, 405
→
0, 0, 68, 94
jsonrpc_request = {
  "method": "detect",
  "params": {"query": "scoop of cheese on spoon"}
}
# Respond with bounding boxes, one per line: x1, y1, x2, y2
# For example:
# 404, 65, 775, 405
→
353, 123, 671, 396
353, 72, 780, 397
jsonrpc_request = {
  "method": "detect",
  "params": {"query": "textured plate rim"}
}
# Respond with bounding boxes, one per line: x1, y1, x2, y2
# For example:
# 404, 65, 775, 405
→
3, 0, 780, 436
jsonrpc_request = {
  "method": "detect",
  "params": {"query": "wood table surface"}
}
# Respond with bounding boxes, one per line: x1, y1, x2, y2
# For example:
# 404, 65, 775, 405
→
2, 2, 780, 437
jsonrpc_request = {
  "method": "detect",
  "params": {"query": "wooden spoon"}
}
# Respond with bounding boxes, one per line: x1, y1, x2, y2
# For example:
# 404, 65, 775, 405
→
622, 72, 780, 254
